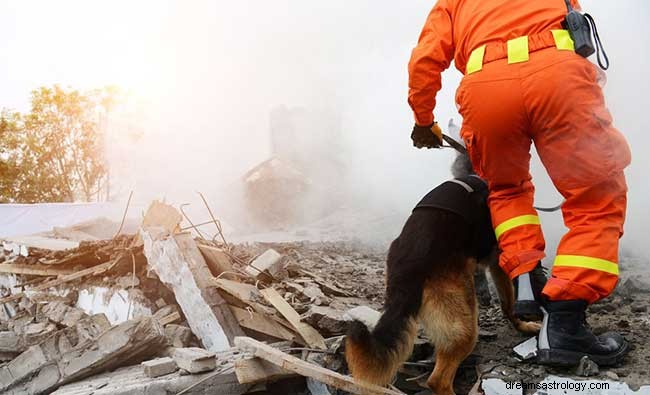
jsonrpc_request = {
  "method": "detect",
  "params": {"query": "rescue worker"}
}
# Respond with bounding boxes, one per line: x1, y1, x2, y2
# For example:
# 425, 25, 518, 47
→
408, 0, 631, 366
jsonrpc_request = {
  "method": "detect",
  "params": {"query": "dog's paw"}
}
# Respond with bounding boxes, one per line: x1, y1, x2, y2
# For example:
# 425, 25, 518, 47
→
514, 319, 542, 334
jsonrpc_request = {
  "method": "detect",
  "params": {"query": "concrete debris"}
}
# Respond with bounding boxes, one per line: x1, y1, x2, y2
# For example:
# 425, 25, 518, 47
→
164, 324, 193, 348
342, 306, 381, 331
142, 229, 244, 352
171, 347, 216, 374
142, 357, 177, 378
512, 336, 538, 361
244, 249, 286, 280
1, 206, 648, 394
575, 356, 600, 377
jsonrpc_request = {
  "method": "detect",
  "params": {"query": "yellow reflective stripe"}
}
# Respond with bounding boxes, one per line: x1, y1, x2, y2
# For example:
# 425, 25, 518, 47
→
507, 36, 529, 64
466, 45, 485, 74
554, 255, 619, 276
494, 214, 540, 239
551, 29, 575, 51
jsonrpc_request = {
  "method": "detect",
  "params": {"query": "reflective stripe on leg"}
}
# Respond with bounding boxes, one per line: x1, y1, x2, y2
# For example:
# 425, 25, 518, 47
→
554, 255, 619, 276
495, 214, 541, 240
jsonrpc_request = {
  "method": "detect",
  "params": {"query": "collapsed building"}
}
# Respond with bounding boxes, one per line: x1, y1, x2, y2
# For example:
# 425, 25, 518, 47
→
0, 199, 649, 395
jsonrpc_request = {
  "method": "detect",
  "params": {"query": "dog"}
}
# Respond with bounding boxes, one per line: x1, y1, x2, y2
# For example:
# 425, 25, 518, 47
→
345, 152, 541, 395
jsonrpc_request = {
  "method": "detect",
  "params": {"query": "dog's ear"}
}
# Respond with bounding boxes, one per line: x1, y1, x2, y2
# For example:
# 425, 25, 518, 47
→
451, 152, 474, 178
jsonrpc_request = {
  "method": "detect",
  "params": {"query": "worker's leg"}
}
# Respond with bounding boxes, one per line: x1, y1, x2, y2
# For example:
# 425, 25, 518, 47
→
457, 66, 546, 283
524, 50, 631, 303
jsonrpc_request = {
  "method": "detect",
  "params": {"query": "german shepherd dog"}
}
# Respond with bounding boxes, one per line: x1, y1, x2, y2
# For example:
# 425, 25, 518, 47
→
345, 153, 540, 395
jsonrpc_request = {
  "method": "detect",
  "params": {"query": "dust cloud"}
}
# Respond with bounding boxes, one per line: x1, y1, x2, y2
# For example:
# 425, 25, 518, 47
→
1, 1, 647, 259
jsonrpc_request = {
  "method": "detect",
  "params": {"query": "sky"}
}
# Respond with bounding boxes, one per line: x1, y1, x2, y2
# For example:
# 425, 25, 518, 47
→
0, 1, 648, 254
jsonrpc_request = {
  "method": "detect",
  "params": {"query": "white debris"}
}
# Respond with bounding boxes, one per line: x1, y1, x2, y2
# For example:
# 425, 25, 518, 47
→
513, 336, 538, 361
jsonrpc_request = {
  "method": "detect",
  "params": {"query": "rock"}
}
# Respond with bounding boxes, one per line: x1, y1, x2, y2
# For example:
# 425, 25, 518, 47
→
478, 329, 497, 341
603, 371, 619, 381
116, 275, 140, 288
164, 324, 193, 348
575, 356, 599, 377
142, 357, 178, 378
303, 306, 346, 335
342, 306, 381, 331
631, 303, 647, 313
40, 301, 88, 327
512, 337, 537, 361
172, 347, 216, 374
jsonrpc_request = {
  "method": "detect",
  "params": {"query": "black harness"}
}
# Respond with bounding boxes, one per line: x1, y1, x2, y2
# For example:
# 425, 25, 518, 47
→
413, 175, 496, 259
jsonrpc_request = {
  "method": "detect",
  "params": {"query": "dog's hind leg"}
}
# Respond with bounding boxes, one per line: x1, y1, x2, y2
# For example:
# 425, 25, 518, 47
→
488, 261, 541, 334
419, 263, 478, 395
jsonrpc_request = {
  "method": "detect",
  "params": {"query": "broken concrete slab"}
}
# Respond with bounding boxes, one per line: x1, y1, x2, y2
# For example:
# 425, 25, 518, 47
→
40, 301, 88, 327
303, 305, 346, 335
142, 357, 177, 378
0, 330, 21, 353
342, 306, 381, 331
244, 249, 285, 279
142, 229, 244, 352
164, 324, 193, 348
1, 317, 166, 394
172, 347, 216, 374
513, 337, 537, 361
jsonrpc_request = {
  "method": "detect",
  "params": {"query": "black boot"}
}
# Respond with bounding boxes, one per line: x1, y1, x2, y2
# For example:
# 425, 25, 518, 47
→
537, 300, 629, 366
513, 262, 547, 321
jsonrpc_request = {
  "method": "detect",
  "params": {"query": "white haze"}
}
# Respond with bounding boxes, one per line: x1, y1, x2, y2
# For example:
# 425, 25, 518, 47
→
0, 1, 648, 258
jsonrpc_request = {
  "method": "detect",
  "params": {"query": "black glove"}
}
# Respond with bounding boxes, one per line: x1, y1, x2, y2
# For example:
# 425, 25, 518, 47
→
411, 122, 443, 149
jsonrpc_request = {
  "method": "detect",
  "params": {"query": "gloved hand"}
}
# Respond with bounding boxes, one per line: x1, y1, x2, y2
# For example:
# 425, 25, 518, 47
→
411, 122, 443, 149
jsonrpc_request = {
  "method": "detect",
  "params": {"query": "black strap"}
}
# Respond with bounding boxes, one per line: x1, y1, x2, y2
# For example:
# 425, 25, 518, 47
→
584, 13, 609, 70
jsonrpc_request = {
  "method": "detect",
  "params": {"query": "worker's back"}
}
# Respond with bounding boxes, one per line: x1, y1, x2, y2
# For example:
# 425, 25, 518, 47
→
445, 0, 580, 72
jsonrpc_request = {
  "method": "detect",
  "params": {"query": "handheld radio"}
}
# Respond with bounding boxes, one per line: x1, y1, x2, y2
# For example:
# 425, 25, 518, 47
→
562, 0, 609, 70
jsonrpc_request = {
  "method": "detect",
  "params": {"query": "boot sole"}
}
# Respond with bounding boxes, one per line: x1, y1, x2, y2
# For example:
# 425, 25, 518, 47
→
537, 340, 629, 367
514, 300, 543, 321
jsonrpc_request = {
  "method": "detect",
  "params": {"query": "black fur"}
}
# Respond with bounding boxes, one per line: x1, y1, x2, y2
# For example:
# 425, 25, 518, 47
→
347, 152, 494, 371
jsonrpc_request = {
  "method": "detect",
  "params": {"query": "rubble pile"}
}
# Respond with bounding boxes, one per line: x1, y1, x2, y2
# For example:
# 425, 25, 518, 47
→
1, 200, 649, 394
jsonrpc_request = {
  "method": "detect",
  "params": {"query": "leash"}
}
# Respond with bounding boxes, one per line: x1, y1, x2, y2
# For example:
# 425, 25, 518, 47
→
441, 134, 467, 155
439, 131, 563, 212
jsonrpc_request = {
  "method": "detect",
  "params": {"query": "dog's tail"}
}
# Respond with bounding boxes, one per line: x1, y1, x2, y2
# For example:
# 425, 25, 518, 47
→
345, 236, 425, 385
345, 301, 419, 386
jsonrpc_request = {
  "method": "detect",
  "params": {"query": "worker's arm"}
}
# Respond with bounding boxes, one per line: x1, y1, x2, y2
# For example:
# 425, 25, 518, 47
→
408, 0, 455, 126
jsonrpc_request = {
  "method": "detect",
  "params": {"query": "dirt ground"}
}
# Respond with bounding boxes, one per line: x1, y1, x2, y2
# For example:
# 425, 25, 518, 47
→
243, 241, 650, 394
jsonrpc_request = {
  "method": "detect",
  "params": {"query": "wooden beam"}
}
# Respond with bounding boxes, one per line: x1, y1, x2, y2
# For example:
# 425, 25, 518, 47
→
0, 259, 116, 304
260, 288, 326, 350
229, 305, 296, 342
0, 264, 73, 277
234, 337, 404, 395
197, 244, 234, 276
234, 357, 295, 384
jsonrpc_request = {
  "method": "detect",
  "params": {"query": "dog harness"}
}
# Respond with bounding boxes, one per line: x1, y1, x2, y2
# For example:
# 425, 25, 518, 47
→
413, 175, 496, 259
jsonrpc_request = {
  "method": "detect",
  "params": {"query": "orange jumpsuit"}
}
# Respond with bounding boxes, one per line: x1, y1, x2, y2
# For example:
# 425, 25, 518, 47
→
409, 0, 631, 303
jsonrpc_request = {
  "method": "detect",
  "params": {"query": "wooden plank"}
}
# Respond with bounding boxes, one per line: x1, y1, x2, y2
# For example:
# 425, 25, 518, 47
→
213, 279, 260, 304
0, 264, 73, 277
197, 244, 234, 276
0, 259, 116, 304
142, 230, 244, 352
259, 288, 326, 350
159, 311, 181, 326
229, 305, 296, 342
234, 357, 295, 384
235, 337, 404, 395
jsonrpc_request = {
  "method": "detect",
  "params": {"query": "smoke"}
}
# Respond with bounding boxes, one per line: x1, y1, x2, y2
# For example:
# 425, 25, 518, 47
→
1, 1, 648, 256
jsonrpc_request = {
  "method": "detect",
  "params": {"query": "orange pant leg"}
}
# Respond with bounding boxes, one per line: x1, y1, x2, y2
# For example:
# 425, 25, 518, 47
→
523, 49, 631, 303
457, 61, 546, 280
